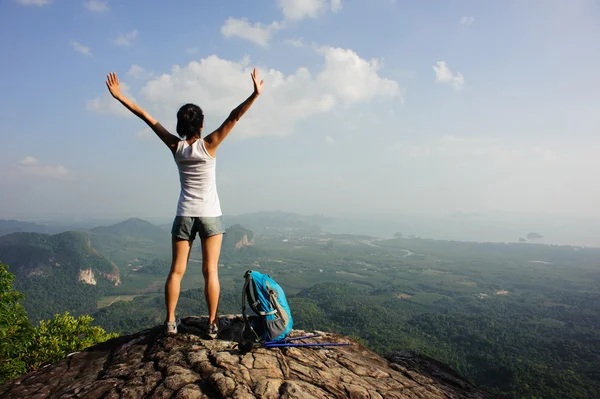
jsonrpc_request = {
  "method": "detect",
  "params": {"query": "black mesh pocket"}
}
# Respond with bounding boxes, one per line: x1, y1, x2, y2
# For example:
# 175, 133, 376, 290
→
265, 318, 287, 340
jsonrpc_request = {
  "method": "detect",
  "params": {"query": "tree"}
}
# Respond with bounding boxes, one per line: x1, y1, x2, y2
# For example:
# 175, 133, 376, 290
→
0, 262, 33, 382
24, 312, 118, 372
0, 262, 117, 383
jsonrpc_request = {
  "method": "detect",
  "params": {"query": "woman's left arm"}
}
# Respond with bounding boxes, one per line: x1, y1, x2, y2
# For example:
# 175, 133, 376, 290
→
106, 72, 179, 153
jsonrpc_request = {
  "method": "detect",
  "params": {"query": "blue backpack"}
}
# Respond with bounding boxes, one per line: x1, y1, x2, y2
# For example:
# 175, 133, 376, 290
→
241, 270, 293, 342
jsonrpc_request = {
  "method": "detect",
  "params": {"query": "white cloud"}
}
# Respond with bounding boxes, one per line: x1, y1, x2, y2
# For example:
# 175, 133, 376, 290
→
284, 38, 306, 48
331, 0, 342, 12
325, 135, 334, 144
239, 55, 251, 67
186, 47, 199, 54
70, 41, 92, 56
90, 47, 401, 138
220, 17, 281, 47
278, 0, 342, 20
114, 30, 138, 47
222, 0, 340, 46
460, 16, 474, 26
126, 64, 149, 79
139, 58, 333, 138
14, 157, 69, 178
316, 46, 402, 104
86, 81, 136, 117
16, 0, 51, 6
19, 156, 39, 166
84, 0, 108, 12
433, 61, 465, 90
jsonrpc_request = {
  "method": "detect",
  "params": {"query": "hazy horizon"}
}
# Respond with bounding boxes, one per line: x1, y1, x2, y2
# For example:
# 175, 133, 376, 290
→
3, 208, 600, 248
2, 1, 599, 246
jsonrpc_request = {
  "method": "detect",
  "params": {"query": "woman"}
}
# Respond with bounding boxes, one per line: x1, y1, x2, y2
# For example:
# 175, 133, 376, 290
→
106, 68, 264, 338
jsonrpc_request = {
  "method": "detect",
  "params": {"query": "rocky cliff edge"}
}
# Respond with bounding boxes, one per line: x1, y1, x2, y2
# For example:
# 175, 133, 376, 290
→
0, 315, 495, 399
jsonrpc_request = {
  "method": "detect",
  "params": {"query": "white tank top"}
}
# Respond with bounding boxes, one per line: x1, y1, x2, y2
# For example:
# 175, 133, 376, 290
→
173, 139, 222, 217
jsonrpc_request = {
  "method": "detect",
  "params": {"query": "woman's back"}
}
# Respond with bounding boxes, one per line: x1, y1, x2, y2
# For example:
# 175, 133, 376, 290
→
174, 139, 221, 217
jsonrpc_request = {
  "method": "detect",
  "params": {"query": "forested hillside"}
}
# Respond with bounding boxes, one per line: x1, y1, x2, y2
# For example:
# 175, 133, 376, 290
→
0, 231, 119, 322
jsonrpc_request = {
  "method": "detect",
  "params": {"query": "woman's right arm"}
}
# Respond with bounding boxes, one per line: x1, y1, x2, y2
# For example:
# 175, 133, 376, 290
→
106, 72, 179, 153
204, 67, 264, 153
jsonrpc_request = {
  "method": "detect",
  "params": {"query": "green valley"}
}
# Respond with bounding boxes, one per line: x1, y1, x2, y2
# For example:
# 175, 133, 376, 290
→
1, 214, 599, 398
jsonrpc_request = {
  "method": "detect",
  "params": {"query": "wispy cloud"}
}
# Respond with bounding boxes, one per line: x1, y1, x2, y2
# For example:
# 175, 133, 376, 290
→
114, 30, 138, 47
86, 81, 136, 117
13, 157, 69, 178
284, 38, 306, 48
16, 0, 51, 6
278, 0, 342, 21
186, 47, 198, 54
460, 16, 475, 26
325, 135, 335, 145
223, 0, 341, 46
433, 61, 465, 90
70, 40, 92, 56
126, 64, 150, 79
392, 135, 557, 166
84, 0, 108, 12
331, 0, 342, 13
221, 17, 281, 47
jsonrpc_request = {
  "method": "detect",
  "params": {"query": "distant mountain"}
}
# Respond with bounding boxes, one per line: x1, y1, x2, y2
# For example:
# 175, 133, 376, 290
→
223, 211, 325, 236
0, 219, 50, 236
89, 218, 170, 242
0, 231, 120, 323
86, 218, 171, 265
219, 224, 263, 261
223, 224, 254, 251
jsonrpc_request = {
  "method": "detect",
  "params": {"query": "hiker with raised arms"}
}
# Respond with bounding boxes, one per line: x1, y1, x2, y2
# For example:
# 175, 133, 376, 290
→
105, 67, 264, 338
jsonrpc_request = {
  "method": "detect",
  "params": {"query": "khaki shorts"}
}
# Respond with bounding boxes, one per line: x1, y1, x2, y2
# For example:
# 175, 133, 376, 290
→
171, 216, 226, 241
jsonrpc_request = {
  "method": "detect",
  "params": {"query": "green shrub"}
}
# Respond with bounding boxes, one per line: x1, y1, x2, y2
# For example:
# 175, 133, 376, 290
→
0, 262, 117, 383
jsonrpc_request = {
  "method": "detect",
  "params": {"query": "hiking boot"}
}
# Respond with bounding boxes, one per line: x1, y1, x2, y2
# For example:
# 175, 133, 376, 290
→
208, 322, 218, 339
166, 317, 181, 335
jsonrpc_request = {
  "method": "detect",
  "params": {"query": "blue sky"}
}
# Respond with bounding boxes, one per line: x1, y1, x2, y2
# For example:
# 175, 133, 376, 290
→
1, 0, 600, 229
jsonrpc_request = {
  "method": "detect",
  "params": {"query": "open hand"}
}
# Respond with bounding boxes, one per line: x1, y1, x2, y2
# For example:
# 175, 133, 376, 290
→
251, 67, 264, 95
106, 72, 122, 99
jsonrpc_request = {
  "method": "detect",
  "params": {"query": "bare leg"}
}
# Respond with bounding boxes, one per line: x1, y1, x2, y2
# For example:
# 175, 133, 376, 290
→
201, 233, 223, 325
165, 236, 192, 323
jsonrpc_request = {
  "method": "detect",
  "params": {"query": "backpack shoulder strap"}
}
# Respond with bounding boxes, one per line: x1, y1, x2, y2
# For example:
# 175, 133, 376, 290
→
242, 275, 249, 317
241, 270, 261, 342
247, 274, 260, 313
243, 271, 277, 316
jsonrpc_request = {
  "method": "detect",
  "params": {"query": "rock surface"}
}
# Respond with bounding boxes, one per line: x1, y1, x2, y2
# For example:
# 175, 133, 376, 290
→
0, 315, 495, 398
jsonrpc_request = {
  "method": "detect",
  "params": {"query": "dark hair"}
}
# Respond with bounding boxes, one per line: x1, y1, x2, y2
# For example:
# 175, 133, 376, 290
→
176, 103, 204, 139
